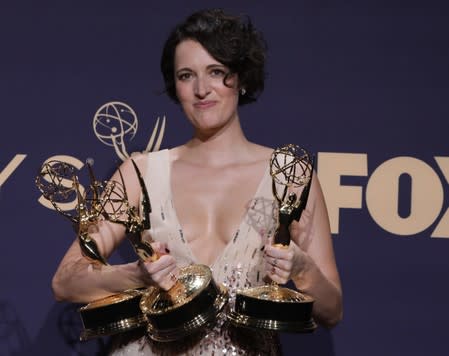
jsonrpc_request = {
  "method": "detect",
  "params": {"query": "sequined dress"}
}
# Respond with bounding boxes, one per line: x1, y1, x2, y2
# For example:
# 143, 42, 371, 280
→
110, 149, 281, 355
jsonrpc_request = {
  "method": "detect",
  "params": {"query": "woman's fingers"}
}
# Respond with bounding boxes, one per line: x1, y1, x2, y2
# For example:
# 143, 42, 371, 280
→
143, 254, 174, 273
150, 241, 170, 255
263, 243, 300, 283
141, 254, 178, 290
151, 263, 179, 291
266, 264, 290, 285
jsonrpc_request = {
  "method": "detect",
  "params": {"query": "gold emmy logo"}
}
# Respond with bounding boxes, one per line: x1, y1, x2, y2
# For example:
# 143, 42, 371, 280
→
93, 101, 166, 161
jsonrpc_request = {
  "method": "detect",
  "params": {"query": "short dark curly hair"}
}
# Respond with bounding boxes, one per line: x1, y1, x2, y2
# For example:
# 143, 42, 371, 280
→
160, 9, 267, 105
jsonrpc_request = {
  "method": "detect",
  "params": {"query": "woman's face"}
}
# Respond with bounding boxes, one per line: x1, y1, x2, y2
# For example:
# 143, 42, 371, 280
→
174, 39, 239, 135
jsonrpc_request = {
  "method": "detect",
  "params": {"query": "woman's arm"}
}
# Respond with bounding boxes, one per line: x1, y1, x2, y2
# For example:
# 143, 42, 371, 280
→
51, 155, 177, 303
264, 174, 343, 328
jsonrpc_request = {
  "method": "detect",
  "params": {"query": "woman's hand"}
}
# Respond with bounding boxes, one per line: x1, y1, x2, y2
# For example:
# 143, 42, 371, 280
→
263, 241, 310, 285
138, 242, 179, 291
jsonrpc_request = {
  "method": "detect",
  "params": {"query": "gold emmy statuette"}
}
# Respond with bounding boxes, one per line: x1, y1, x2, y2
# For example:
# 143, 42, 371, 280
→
140, 264, 228, 342
98, 161, 228, 342
228, 144, 317, 333
36, 160, 151, 340
37, 159, 228, 341
35, 160, 108, 265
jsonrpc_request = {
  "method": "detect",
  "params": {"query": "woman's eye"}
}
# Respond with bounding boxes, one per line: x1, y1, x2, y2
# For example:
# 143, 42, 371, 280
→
210, 69, 226, 77
178, 72, 192, 81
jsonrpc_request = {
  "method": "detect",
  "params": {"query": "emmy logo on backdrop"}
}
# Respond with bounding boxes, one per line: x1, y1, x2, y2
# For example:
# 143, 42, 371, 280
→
92, 101, 166, 161
228, 144, 317, 333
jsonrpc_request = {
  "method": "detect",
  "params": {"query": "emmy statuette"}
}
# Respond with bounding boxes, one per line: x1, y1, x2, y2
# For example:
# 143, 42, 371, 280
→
36, 159, 153, 339
228, 144, 317, 333
103, 161, 229, 342
37, 159, 228, 341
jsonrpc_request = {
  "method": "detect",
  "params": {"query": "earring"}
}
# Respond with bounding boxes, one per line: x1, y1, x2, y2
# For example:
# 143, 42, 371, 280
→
240, 88, 246, 96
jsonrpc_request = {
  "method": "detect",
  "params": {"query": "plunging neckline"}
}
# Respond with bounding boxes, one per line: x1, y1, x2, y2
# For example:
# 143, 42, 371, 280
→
166, 149, 270, 268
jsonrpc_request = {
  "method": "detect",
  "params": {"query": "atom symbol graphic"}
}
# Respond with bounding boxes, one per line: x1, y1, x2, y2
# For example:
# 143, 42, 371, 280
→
92, 101, 166, 161
93, 101, 138, 148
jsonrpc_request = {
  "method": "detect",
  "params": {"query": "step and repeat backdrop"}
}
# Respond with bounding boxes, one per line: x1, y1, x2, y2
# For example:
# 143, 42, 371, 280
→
1, 1, 448, 355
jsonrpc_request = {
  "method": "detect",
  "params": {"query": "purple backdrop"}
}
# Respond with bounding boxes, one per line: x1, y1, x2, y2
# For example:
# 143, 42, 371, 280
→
1, 1, 448, 355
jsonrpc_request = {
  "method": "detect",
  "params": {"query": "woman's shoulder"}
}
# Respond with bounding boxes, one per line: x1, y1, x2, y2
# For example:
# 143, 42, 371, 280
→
248, 142, 273, 162
129, 149, 169, 163
253, 143, 273, 154
117, 149, 170, 177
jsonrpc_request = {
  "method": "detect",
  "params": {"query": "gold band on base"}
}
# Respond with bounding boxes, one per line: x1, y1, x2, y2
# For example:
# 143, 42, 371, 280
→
80, 314, 148, 340
140, 265, 229, 342
227, 311, 316, 333
146, 291, 228, 342
229, 285, 316, 333
79, 289, 147, 340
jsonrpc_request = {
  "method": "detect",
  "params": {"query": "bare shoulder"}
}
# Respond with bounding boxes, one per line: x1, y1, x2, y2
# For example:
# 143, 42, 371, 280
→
127, 151, 147, 166
167, 145, 184, 161
125, 149, 168, 172
247, 142, 273, 163
110, 153, 152, 197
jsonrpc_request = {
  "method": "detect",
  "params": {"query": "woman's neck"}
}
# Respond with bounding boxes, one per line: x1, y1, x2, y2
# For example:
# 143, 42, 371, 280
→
180, 118, 255, 167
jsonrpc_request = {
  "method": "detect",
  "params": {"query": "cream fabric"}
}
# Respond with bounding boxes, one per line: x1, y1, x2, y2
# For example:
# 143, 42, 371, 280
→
110, 149, 281, 355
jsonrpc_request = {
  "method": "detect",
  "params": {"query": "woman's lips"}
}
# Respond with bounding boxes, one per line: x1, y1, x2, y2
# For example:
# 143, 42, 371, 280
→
194, 101, 217, 109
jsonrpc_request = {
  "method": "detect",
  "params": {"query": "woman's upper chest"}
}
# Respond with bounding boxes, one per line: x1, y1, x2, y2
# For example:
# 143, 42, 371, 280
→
170, 159, 268, 245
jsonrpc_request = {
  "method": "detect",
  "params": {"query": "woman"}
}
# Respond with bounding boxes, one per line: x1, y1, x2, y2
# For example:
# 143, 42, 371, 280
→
52, 9, 342, 355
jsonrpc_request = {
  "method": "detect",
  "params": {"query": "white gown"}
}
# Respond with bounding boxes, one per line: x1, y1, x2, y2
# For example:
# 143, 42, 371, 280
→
109, 149, 281, 355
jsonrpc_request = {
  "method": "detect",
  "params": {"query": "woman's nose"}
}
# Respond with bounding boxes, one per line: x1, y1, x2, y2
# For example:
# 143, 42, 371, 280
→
194, 76, 211, 98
